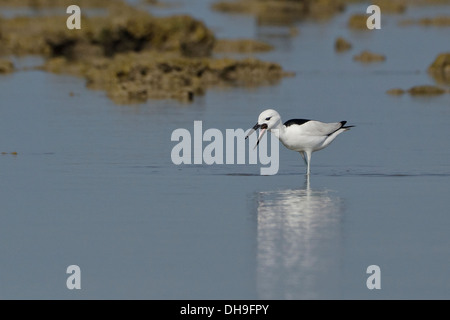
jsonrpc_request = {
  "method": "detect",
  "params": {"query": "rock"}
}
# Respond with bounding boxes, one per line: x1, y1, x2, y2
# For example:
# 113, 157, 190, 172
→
0, 0, 294, 104
353, 50, 386, 63
177, 16, 216, 57
211, 1, 253, 14
408, 85, 446, 95
212, 0, 345, 25
428, 52, 450, 72
0, 9, 216, 59
348, 14, 369, 29
254, 1, 309, 25
305, 0, 346, 20
0, 59, 14, 73
373, 0, 407, 14
92, 14, 215, 58
334, 37, 352, 52
386, 88, 405, 95
0, 0, 127, 9
428, 52, 450, 85
388, 84, 447, 96
42, 53, 293, 104
214, 39, 274, 53
349, 2, 405, 29
400, 16, 450, 27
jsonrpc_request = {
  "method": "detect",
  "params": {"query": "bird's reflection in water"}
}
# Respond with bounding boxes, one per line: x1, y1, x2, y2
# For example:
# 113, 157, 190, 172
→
255, 178, 344, 299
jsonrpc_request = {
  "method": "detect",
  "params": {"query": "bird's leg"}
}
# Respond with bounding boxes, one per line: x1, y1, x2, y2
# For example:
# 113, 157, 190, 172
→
299, 151, 307, 165
306, 151, 312, 175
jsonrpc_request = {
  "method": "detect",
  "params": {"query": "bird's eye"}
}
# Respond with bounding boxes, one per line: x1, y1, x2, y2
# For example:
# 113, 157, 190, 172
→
265, 117, 272, 121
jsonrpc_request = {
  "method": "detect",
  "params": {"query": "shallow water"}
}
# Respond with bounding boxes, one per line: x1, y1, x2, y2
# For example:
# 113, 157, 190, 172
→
1, 1, 450, 299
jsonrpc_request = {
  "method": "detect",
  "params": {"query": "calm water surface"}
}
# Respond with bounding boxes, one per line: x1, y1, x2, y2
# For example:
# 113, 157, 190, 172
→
0, 1, 450, 299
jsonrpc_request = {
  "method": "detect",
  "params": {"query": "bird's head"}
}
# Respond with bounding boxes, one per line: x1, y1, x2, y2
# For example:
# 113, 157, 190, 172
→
245, 109, 281, 147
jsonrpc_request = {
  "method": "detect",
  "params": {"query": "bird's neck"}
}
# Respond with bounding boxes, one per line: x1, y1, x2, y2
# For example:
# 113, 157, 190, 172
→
269, 122, 284, 140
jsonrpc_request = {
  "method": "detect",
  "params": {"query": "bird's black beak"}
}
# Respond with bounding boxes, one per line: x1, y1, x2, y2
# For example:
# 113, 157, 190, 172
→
245, 123, 260, 140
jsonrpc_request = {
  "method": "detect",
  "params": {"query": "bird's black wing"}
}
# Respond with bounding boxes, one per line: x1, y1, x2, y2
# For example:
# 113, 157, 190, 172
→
283, 119, 311, 127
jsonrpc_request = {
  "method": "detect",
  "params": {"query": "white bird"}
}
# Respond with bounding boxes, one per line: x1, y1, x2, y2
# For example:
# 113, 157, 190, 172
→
245, 109, 354, 175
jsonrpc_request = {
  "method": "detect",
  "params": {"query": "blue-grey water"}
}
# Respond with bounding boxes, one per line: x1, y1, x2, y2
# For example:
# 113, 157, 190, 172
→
1, 1, 450, 299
